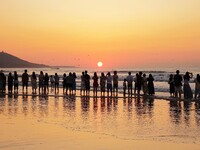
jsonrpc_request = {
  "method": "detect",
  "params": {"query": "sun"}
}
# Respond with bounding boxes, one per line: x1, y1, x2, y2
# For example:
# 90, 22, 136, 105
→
97, 61, 103, 67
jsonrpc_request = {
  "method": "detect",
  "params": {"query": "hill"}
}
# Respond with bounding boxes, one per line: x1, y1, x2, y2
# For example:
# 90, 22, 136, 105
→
0, 51, 48, 68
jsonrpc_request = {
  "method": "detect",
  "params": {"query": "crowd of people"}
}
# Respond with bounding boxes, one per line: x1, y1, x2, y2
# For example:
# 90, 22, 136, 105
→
168, 70, 200, 99
0, 69, 200, 99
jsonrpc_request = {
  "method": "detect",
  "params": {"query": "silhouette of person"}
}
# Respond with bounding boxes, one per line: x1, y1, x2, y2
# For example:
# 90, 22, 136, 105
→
63, 73, 67, 94
84, 70, 90, 95
31, 72, 37, 94
147, 74, 155, 95
92, 72, 98, 96
22, 69, 29, 93
106, 72, 112, 96
39, 71, 44, 94
80, 72, 85, 95
194, 74, 200, 99
44, 73, 49, 94
113, 71, 118, 95
134, 73, 138, 94
100, 72, 106, 96
126, 72, 133, 95
137, 72, 143, 95
142, 74, 148, 95
72, 72, 77, 94
168, 74, 175, 97
123, 78, 127, 97
174, 70, 183, 98
183, 72, 193, 99
54, 73, 59, 94
14, 71, 19, 93
8, 72, 14, 93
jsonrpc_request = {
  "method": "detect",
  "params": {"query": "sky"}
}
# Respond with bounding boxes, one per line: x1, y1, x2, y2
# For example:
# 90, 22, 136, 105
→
0, 0, 200, 68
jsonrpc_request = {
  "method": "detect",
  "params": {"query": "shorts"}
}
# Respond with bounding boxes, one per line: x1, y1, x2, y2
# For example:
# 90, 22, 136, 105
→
113, 83, 118, 88
128, 83, 132, 88
175, 86, 182, 92
23, 82, 28, 87
107, 83, 112, 90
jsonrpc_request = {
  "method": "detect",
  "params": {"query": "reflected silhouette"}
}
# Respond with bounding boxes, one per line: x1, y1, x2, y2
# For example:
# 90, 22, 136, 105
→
169, 101, 182, 124
134, 95, 155, 118
8, 95, 14, 115
22, 96, 29, 116
113, 97, 118, 111
63, 96, 76, 116
38, 96, 49, 117
81, 96, 90, 112
195, 102, 200, 126
14, 93, 18, 99
31, 95, 37, 116
93, 97, 98, 113
0, 94, 6, 114
107, 97, 112, 112
81, 96, 90, 121
183, 101, 192, 126
100, 97, 106, 113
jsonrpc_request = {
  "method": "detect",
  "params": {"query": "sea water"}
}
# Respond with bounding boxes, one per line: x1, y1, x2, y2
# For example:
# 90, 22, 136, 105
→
1, 66, 199, 95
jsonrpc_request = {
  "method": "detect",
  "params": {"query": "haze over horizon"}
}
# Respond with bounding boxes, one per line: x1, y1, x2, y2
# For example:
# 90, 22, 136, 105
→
1, 0, 200, 68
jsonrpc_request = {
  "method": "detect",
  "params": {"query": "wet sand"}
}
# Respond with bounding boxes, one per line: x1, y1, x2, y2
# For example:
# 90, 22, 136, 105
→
0, 115, 199, 150
0, 90, 200, 150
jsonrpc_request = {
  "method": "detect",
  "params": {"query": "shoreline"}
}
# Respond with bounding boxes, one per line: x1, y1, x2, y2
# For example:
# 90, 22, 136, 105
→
1, 91, 200, 102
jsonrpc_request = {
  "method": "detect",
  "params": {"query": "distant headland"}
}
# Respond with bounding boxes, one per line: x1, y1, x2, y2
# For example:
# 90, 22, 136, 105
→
0, 51, 77, 68
0, 51, 49, 68
0, 51, 48, 68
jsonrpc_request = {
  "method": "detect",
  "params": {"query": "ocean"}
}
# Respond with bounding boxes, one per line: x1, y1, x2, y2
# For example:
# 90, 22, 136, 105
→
1, 66, 199, 96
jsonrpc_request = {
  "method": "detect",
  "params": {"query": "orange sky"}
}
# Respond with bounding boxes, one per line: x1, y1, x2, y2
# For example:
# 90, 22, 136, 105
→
0, 0, 200, 68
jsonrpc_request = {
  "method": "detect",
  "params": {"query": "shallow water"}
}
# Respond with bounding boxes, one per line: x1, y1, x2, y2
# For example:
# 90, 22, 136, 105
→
1, 91, 200, 145
1, 66, 199, 94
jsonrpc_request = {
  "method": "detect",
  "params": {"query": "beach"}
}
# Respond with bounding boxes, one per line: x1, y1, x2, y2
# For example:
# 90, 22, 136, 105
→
1, 86, 200, 150
1, 114, 199, 150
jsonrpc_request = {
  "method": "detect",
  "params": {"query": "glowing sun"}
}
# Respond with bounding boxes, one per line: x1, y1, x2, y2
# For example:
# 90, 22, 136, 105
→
97, 61, 103, 67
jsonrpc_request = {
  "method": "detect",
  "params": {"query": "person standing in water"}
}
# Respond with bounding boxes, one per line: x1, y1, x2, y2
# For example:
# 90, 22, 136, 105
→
137, 72, 143, 95
54, 73, 59, 94
14, 71, 19, 93
126, 72, 133, 96
106, 72, 112, 96
39, 71, 44, 94
50, 75, 54, 90
22, 69, 29, 93
92, 72, 98, 96
31, 72, 37, 94
174, 70, 183, 99
8, 72, 14, 93
142, 74, 148, 95
80, 72, 85, 95
168, 74, 175, 97
84, 71, 90, 96
134, 73, 138, 94
194, 74, 200, 99
123, 79, 127, 97
147, 74, 155, 95
44, 73, 49, 94
113, 71, 119, 96
183, 72, 193, 99
100, 72, 106, 96
72, 72, 77, 94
